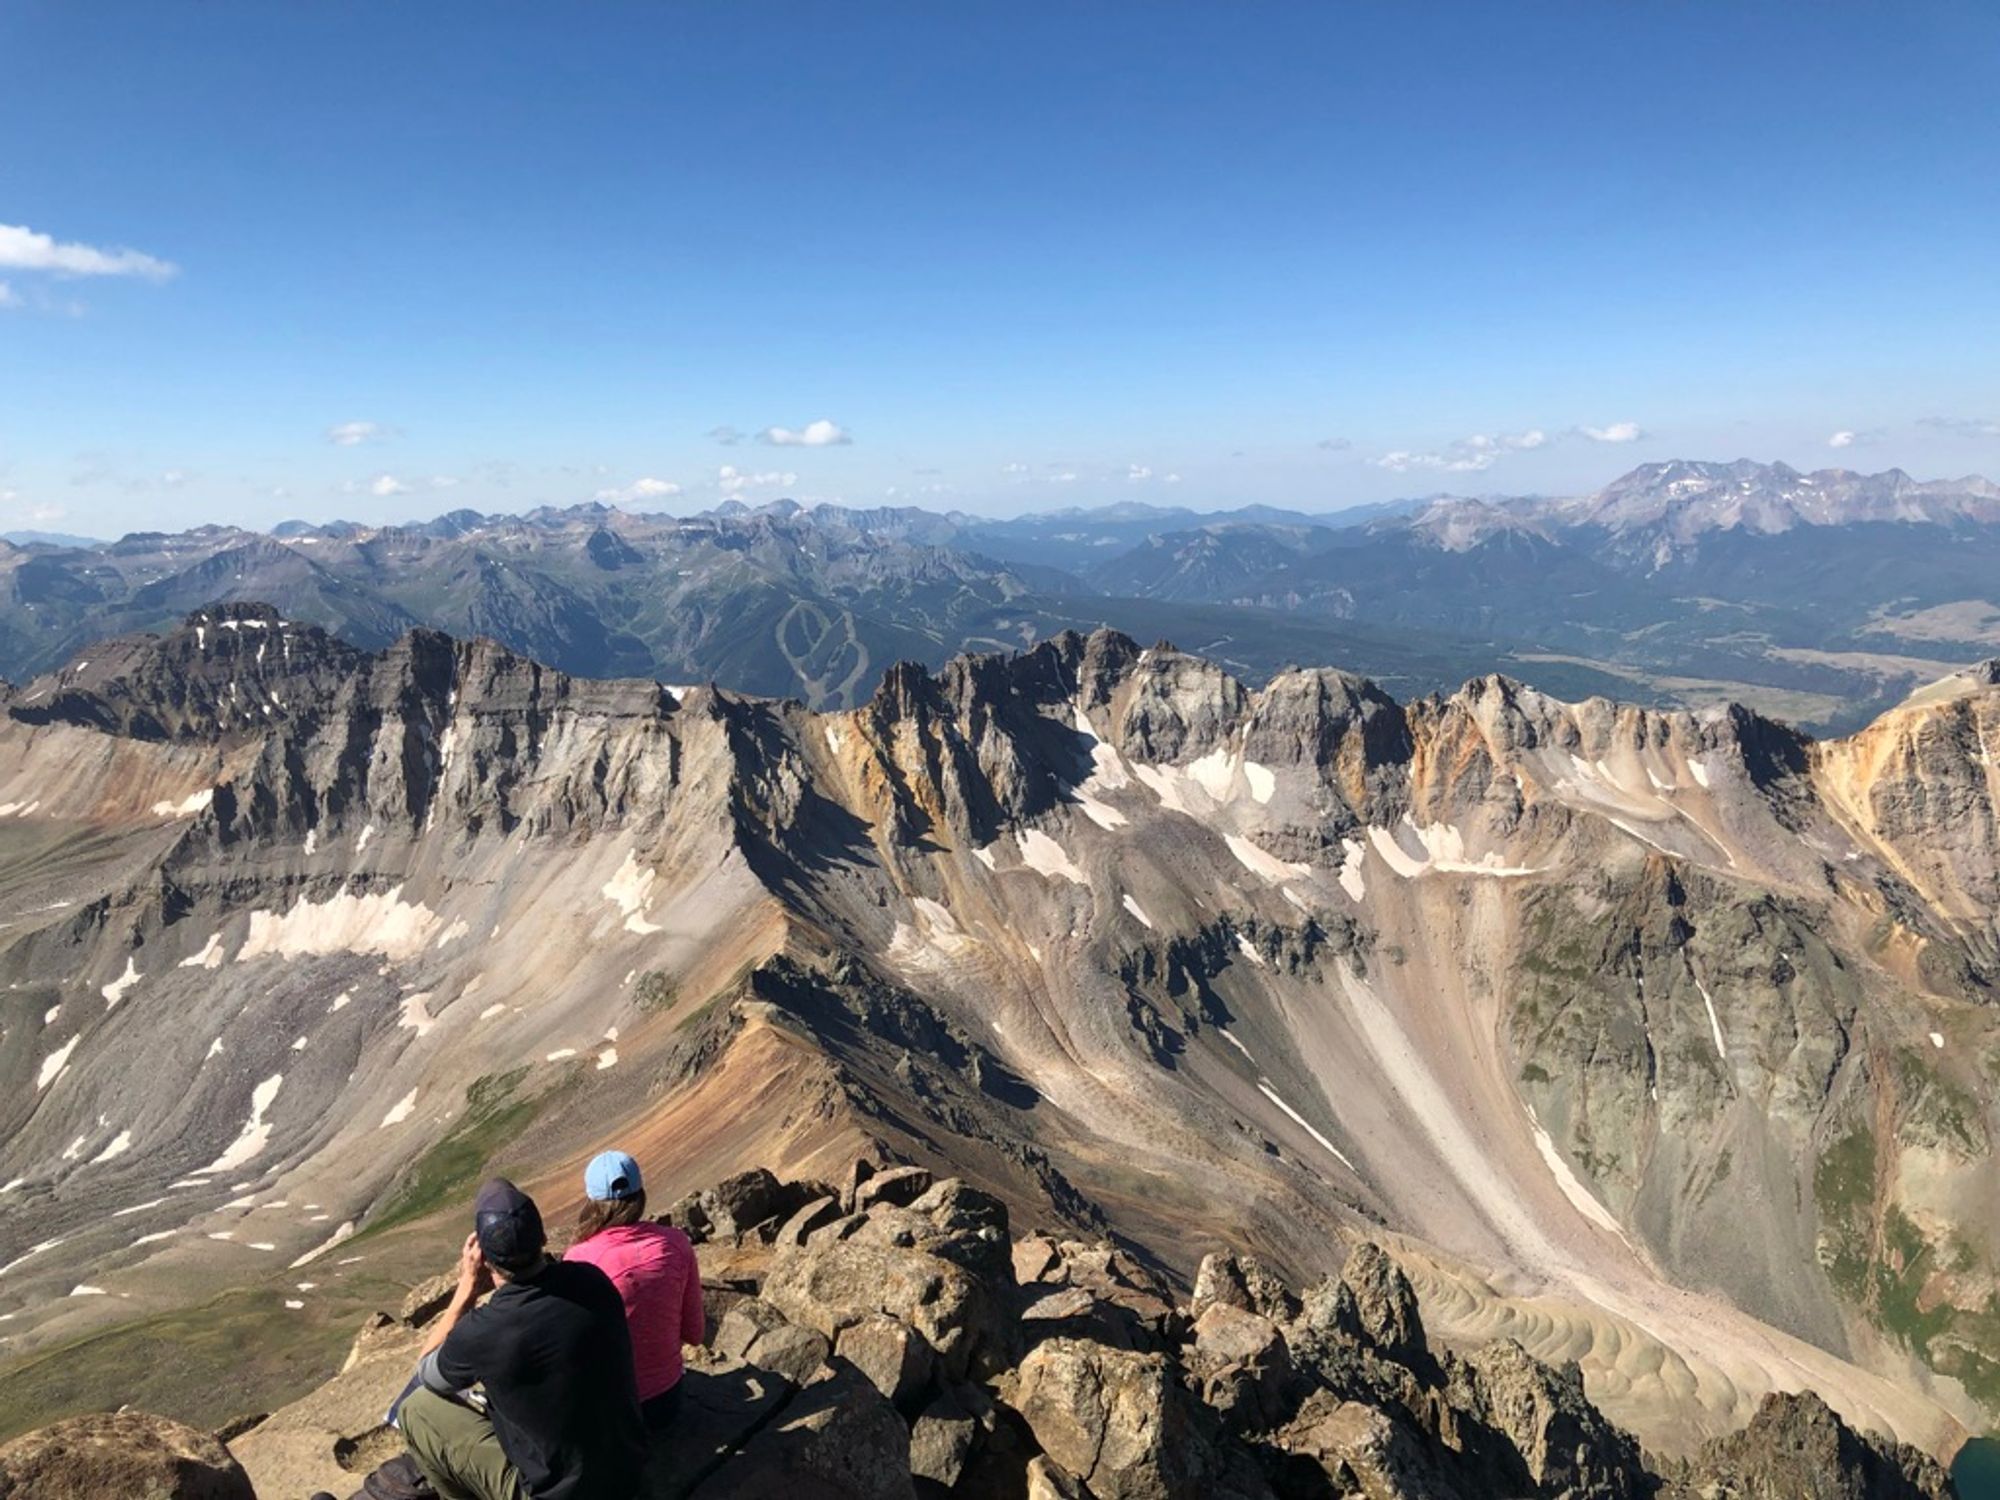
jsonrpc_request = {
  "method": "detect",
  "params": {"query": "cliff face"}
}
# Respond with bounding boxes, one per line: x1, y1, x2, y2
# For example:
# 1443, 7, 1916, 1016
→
1, 608, 1997, 1465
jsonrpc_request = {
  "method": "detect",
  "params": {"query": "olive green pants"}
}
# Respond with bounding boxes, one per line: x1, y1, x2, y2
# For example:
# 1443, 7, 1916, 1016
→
400, 1388, 529, 1500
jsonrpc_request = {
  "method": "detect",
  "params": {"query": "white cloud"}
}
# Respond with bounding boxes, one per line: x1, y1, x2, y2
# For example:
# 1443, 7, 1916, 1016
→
0, 222, 177, 281
1048, 471, 1078, 484
429, 475, 461, 489
1163, 473, 1183, 484
716, 465, 796, 497
760, 419, 851, 448
1373, 428, 1547, 474
369, 474, 407, 497
595, 476, 682, 504
0, 282, 16, 308
1316, 437, 1352, 452
1126, 464, 1153, 482
1002, 462, 1030, 476
1580, 421, 1644, 443
707, 425, 745, 446
327, 420, 392, 447
160, 469, 189, 487
1828, 430, 1856, 449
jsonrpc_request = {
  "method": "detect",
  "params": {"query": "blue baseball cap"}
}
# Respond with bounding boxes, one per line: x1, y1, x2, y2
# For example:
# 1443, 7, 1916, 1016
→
584, 1150, 644, 1202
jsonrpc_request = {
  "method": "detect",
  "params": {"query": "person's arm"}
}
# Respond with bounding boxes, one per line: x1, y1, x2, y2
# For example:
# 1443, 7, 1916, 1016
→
414, 1231, 490, 1392
680, 1235, 706, 1348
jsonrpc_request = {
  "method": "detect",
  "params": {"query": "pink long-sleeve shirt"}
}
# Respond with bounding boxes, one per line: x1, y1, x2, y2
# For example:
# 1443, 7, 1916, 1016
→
563, 1221, 703, 1402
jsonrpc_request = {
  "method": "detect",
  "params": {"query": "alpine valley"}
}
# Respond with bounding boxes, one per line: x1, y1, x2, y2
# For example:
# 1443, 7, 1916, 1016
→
1, 452, 1999, 1492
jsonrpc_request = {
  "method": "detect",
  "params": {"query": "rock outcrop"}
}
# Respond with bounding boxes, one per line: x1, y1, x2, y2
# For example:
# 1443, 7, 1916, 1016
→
198, 1159, 1954, 1500
0, 1410, 255, 1499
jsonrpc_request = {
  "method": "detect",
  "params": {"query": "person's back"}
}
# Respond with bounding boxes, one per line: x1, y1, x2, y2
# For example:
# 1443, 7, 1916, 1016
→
564, 1220, 702, 1406
401, 1178, 646, 1500
435, 1258, 646, 1498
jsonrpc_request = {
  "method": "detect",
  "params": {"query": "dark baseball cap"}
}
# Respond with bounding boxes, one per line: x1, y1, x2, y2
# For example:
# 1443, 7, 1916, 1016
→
474, 1178, 546, 1272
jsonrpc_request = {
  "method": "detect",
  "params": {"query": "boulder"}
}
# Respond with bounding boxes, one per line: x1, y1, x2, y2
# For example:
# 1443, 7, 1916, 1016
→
1025, 1454, 1090, 1499
855, 1164, 935, 1212
1188, 1302, 1296, 1435
1453, 1339, 1645, 1499
1270, 1392, 1458, 1500
909, 1387, 979, 1490
1011, 1337, 1211, 1499
835, 1312, 937, 1411
1013, 1235, 1062, 1286
1191, 1251, 1300, 1324
775, 1194, 841, 1247
1340, 1243, 1427, 1369
0, 1411, 255, 1500
1296, 1273, 1362, 1341
763, 1236, 1012, 1382
1681, 1389, 1953, 1500
699, 1362, 916, 1500
396, 1271, 460, 1329
710, 1298, 834, 1388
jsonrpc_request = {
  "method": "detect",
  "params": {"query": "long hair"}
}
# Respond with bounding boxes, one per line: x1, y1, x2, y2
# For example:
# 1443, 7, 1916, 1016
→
574, 1191, 649, 1245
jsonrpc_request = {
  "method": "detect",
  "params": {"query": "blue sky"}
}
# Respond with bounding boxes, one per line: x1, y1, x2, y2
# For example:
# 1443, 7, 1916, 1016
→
3, 1, 1999, 535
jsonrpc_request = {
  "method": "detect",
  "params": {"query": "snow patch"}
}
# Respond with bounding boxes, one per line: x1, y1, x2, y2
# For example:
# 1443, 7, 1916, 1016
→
1234, 934, 1267, 967
113, 1198, 166, 1217
1224, 835, 1308, 883
181, 933, 225, 970
1367, 820, 1539, 879
37, 1035, 79, 1091
203, 1074, 284, 1174
546, 1048, 577, 1062
1186, 746, 1237, 801
602, 852, 664, 934
290, 1221, 355, 1268
328, 992, 351, 1013
69, 1285, 107, 1297
355, 823, 377, 854
1688, 757, 1713, 788
238, 888, 444, 962
596, 1046, 619, 1070
972, 844, 997, 870
380, 1089, 418, 1127
1527, 1108, 1628, 1239
1257, 1082, 1357, 1172
1121, 894, 1154, 929
150, 788, 214, 818
1930, 1031, 1945, 1050
1337, 838, 1366, 901
1016, 829, 1086, 884
302, 829, 318, 857
89, 1130, 133, 1165
100, 959, 141, 1007
1691, 972, 1728, 1061
398, 992, 436, 1037
1242, 761, 1276, 804
478, 1002, 507, 1020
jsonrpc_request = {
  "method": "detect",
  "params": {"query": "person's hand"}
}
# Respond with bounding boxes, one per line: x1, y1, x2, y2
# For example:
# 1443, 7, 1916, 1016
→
456, 1231, 490, 1298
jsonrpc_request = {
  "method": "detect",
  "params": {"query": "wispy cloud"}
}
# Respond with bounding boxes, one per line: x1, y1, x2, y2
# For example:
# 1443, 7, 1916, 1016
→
717, 465, 796, 497
1316, 437, 1352, 452
1829, 430, 1857, 449
707, 425, 745, 446
1001, 462, 1030, 476
1579, 421, 1644, 443
369, 474, 407, 498
760, 419, 851, 448
0, 222, 177, 281
1373, 429, 1547, 474
160, 469, 189, 488
1126, 464, 1153, 482
596, 476, 682, 505
0, 282, 16, 309
1921, 416, 2000, 438
327, 420, 394, 447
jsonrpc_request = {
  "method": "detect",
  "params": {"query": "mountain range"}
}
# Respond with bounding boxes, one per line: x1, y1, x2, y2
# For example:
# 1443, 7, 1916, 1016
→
6, 459, 2000, 736
0, 602, 1996, 1478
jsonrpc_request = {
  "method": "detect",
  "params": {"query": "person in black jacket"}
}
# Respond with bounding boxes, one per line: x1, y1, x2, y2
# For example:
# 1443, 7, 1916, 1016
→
399, 1178, 646, 1500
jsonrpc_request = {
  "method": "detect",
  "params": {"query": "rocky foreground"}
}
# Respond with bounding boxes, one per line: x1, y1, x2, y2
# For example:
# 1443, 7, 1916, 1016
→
0, 1161, 1955, 1499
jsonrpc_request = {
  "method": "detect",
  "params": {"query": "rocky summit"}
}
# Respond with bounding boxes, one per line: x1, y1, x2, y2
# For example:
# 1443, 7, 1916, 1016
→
29, 1157, 1937, 1500
1, 607, 1998, 1491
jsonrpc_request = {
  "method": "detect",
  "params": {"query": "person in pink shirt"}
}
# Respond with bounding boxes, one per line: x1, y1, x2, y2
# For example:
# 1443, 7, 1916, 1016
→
562, 1150, 704, 1432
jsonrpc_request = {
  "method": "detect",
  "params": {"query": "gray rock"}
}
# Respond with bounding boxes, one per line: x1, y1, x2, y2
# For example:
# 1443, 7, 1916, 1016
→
0, 1411, 255, 1500
1011, 1337, 1212, 1499
835, 1311, 937, 1411
763, 1236, 1010, 1382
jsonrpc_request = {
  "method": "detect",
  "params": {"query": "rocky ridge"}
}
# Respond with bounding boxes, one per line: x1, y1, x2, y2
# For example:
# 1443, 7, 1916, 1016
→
204, 1160, 1959, 1499
2, 612, 1998, 1467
